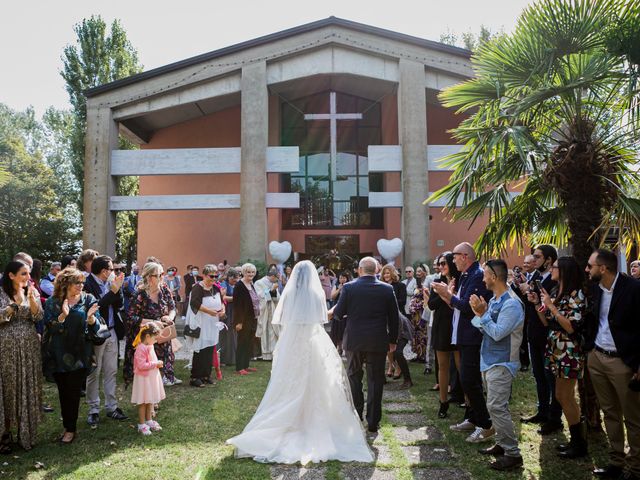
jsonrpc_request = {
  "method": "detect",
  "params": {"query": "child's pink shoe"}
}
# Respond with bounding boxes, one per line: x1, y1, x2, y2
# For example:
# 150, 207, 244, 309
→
138, 423, 152, 436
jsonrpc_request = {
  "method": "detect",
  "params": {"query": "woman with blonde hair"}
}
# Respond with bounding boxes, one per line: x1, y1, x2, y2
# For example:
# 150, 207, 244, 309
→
0, 260, 43, 452
380, 264, 407, 379
124, 263, 179, 388
233, 263, 259, 376
43, 267, 102, 444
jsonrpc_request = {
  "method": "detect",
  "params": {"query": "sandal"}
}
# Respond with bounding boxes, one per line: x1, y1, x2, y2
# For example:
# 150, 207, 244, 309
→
58, 432, 76, 445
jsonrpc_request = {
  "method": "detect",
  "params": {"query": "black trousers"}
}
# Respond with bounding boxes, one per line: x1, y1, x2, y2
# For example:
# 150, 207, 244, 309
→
393, 338, 412, 382
458, 344, 492, 429
53, 369, 86, 433
529, 341, 562, 422
346, 350, 386, 430
235, 325, 255, 371
519, 318, 530, 368
191, 345, 214, 379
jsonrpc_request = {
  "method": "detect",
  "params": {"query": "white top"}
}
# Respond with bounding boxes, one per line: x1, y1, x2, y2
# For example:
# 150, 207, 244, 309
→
595, 274, 619, 352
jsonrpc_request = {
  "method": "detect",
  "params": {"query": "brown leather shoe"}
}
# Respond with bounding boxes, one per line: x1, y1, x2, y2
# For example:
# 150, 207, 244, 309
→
479, 444, 505, 456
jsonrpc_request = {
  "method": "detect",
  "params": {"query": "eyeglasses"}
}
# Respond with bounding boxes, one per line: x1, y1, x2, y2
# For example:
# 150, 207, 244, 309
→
438, 261, 447, 266
452, 251, 466, 257
404, 270, 412, 273
114, 268, 122, 273
551, 265, 559, 270
208, 274, 219, 279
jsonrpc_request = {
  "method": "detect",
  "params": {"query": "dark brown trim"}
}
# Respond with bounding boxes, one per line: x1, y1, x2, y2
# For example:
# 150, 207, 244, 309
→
85, 16, 471, 98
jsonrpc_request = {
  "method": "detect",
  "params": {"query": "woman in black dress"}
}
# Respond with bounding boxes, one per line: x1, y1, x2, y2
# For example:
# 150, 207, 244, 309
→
233, 263, 259, 375
381, 264, 407, 378
427, 252, 460, 418
329, 271, 351, 354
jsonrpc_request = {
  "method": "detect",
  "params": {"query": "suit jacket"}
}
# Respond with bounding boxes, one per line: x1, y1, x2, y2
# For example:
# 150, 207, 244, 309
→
184, 274, 204, 300
333, 276, 399, 352
584, 274, 640, 371
232, 280, 258, 333
84, 274, 125, 339
514, 271, 557, 349
450, 262, 492, 346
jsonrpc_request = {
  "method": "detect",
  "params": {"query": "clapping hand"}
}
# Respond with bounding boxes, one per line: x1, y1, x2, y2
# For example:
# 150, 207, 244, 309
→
432, 281, 452, 301
87, 303, 99, 324
61, 299, 70, 318
111, 272, 125, 293
469, 294, 488, 317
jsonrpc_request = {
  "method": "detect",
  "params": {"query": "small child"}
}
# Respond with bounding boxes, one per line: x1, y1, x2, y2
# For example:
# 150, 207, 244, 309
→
131, 323, 166, 435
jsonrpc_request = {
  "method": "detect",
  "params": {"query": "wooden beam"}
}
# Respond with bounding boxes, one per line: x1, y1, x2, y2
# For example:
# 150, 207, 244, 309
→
110, 146, 299, 176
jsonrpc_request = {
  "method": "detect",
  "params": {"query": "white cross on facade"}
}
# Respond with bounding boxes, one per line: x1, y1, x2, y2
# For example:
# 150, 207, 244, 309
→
304, 91, 363, 181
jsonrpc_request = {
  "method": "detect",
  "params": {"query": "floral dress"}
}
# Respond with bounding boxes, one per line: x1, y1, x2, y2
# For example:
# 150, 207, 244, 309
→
124, 285, 176, 387
408, 286, 427, 361
0, 290, 43, 450
544, 289, 586, 379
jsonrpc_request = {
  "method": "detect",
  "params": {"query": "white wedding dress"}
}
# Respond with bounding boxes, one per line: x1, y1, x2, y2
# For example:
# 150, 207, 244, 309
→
227, 261, 373, 464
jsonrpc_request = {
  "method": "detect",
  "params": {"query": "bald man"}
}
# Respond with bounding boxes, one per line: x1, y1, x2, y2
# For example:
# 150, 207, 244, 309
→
432, 242, 494, 443
332, 256, 400, 433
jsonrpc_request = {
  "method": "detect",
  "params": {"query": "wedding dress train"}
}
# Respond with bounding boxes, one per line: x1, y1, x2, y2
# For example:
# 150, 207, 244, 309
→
227, 261, 373, 464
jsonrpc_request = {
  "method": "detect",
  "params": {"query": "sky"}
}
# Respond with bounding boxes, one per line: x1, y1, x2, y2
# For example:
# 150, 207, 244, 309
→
1, 0, 535, 116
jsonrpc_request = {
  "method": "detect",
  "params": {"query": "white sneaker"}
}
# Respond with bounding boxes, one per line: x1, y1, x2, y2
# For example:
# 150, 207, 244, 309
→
172, 378, 183, 385
465, 426, 496, 443
450, 419, 475, 432
146, 420, 162, 432
162, 376, 175, 387
138, 423, 152, 436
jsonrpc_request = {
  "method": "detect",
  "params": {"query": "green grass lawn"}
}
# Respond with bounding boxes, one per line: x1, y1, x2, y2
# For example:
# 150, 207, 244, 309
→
3, 361, 610, 479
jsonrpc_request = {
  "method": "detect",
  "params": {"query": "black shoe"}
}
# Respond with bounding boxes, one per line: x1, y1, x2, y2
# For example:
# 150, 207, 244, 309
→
557, 421, 587, 459
79, 389, 86, 398
189, 378, 205, 388
43, 405, 54, 413
106, 408, 128, 421
479, 444, 505, 456
537, 421, 563, 435
87, 413, 99, 428
592, 465, 623, 478
490, 455, 523, 471
520, 365, 529, 372
438, 401, 449, 419
424, 367, 432, 375
521, 413, 548, 424
367, 425, 378, 433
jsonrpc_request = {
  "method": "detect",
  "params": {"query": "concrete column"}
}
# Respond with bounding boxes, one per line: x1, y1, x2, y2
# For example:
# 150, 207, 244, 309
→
398, 59, 429, 265
83, 101, 118, 257
240, 61, 268, 262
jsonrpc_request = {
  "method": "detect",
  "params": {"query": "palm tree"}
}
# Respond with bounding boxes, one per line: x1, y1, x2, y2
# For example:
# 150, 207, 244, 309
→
429, 0, 640, 267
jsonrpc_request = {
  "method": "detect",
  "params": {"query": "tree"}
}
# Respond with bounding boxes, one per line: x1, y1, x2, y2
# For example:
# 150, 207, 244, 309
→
61, 15, 143, 261
439, 25, 503, 51
429, 0, 640, 268
0, 106, 79, 265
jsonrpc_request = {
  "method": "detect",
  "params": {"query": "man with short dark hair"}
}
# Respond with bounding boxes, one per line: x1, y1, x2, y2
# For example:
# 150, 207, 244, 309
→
518, 245, 563, 434
585, 249, 640, 480
85, 255, 127, 427
40, 262, 61, 298
470, 259, 524, 471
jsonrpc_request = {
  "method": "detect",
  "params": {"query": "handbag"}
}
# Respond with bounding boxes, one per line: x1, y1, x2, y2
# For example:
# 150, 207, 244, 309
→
183, 324, 201, 339
156, 324, 177, 344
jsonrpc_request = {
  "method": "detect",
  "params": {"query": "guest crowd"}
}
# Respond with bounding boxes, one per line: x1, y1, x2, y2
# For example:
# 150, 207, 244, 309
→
0, 243, 639, 479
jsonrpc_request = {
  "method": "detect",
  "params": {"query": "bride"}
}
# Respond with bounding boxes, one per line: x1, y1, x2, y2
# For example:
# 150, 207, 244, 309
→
226, 260, 373, 464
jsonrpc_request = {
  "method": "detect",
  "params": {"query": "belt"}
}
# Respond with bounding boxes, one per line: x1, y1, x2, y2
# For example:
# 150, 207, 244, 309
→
595, 345, 619, 357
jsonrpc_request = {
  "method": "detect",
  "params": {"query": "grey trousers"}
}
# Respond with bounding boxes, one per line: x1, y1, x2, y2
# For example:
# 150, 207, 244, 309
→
86, 330, 119, 414
484, 365, 520, 457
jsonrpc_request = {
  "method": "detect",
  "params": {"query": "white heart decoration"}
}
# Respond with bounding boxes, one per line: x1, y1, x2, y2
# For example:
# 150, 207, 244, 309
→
269, 241, 292, 264
377, 238, 403, 262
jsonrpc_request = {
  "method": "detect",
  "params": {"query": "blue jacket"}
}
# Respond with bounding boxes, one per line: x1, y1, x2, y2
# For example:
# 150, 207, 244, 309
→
472, 290, 525, 377
333, 276, 399, 352
450, 262, 492, 345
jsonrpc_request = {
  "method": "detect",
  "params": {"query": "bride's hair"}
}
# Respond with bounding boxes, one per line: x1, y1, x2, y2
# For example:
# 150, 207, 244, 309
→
272, 260, 327, 326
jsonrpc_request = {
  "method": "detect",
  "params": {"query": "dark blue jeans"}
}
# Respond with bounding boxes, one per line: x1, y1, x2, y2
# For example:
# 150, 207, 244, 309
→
529, 341, 562, 422
458, 344, 492, 430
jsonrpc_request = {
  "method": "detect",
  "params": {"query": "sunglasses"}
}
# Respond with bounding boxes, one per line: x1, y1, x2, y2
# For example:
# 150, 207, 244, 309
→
208, 274, 219, 279
114, 268, 122, 273
438, 261, 447, 266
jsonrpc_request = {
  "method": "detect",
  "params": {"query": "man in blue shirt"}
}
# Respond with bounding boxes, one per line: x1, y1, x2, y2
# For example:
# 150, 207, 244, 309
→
470, 259, 524, 471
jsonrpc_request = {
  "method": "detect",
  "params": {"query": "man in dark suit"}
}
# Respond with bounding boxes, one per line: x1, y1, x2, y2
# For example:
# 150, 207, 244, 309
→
184, 265, 203, 303
585, 249, 640, 480
332, 257, 399, 433
84, 255, 128, 427
518, 245, 563, 434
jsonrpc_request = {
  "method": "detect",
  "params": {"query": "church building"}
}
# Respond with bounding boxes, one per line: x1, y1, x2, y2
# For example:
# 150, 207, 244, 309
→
83, 17, 491, 269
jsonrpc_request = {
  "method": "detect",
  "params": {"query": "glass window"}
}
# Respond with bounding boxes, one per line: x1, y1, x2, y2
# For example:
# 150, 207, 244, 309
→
281, 91, 384, 229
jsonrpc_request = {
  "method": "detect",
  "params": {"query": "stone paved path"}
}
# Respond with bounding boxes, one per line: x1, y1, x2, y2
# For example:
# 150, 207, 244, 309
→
269, 382, 470, 479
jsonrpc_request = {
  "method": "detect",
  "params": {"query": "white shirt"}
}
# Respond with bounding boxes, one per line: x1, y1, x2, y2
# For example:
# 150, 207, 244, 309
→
595, 273, 619, 352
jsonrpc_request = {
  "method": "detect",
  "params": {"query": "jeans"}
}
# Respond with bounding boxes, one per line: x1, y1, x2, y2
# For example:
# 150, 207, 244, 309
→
346, 350, 386, 430
54, 369, 86, 433
529, 341, 562, 422
458, 344, 492, 429
484, 366, 520, 457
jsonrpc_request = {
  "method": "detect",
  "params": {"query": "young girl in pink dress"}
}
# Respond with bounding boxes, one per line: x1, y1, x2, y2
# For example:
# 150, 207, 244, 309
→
131, 323, 166, 435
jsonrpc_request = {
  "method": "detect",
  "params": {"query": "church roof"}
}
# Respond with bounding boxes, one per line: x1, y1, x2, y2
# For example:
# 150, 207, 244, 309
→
86, 16, 471, 98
